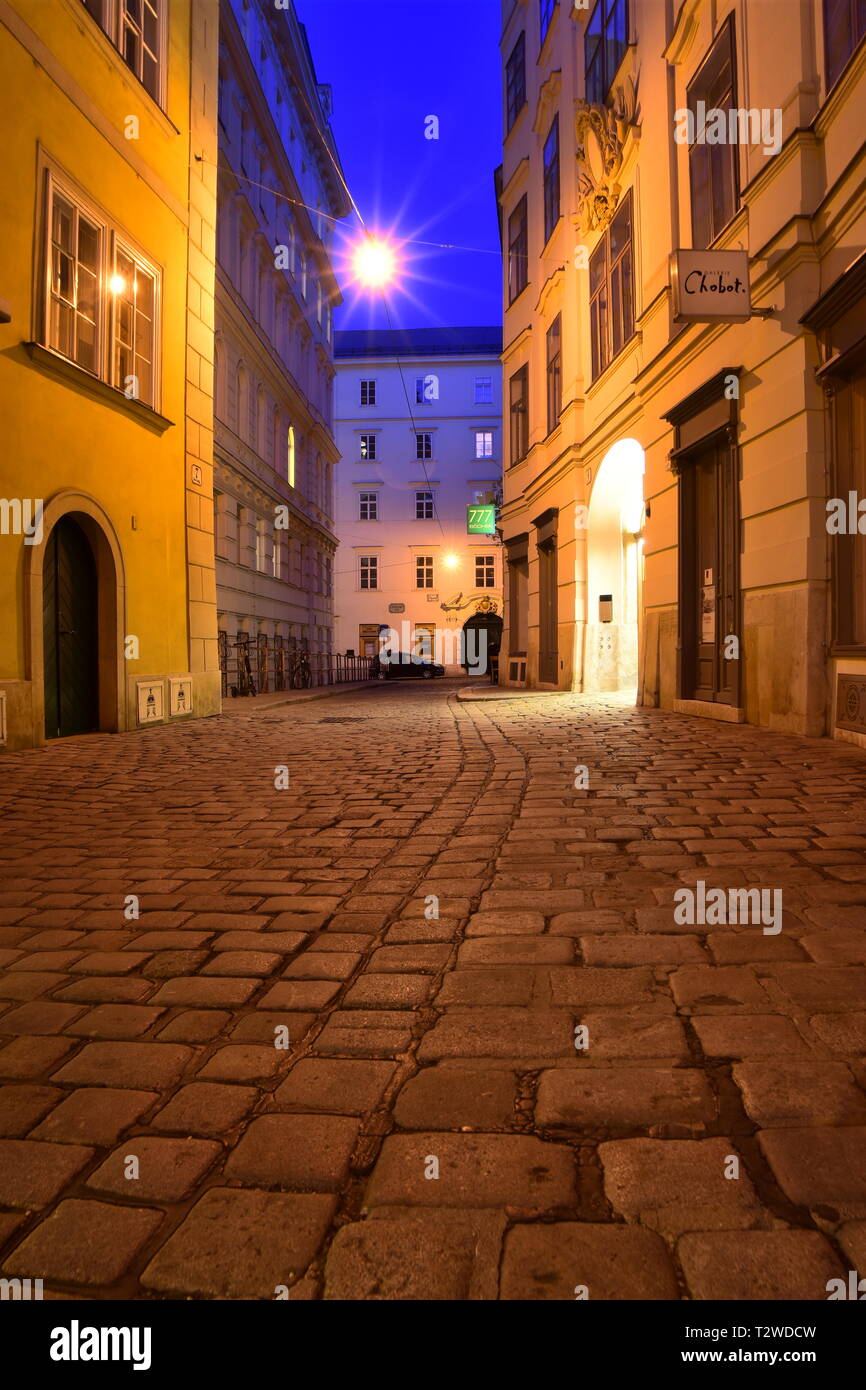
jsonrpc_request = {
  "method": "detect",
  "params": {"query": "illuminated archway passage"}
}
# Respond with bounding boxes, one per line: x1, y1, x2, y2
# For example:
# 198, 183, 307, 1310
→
584, 438, 645, 694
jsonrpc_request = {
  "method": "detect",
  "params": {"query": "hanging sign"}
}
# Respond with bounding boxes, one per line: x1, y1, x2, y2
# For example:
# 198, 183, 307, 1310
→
670, 249, 750, 322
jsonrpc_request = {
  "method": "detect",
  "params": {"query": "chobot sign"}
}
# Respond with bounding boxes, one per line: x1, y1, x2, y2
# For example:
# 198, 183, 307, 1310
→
670, 249, 750, 323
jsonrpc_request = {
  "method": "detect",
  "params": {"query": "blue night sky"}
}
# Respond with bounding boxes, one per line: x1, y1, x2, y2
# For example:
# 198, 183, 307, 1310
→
296, 0, 503, 332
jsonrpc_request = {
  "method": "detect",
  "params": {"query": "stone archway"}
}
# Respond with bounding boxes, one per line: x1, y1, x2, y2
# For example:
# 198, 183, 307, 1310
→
583, 439, 645, 694
24, 492, 126, 743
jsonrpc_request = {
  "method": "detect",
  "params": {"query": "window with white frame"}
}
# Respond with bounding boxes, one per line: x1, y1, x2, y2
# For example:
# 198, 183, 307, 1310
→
416, 555, 434, 589
475, 554, 496, 588
415, 432, 433, 460
360, 433, 377, 460
474, 375, 493, 404
360, 379, 376, 405
44, 173, 160, 408
112, 242, 156, 405
359, 491, 378, 521
300, 251, 308, 299
272, 526, 281, 578
415, 490, 435, 520
475, 430, 494, 459
359, 555, 379, 590
81, 0, 163, 103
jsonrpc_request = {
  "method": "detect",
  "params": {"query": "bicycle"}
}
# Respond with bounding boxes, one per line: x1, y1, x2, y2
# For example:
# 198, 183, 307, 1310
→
289, 650, 312, 689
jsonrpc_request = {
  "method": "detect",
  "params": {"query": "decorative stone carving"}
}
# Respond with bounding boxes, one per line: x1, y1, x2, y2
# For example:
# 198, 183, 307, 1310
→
574, 79, 639, 235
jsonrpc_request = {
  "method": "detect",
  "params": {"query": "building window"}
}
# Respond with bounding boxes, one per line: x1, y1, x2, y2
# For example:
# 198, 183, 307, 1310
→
416, 555, 434, 589
540, 0, 557, 46
255, 519, 268, 573
360, 433, 377, 460
508, 196, 528, 304
585, 0, 629, 105
111, 241, 156, 406
589, 191, 634, 380
546, 315, 562, 433
509, 365, 529, 466
415, 376, 437, 404
687, 17, 738, 249
44, 174, 160, 407
415, 490, 435, 520
300, 251, 308, 299
287, 425, 296, 486
416, 432, 433, 459
359, 491, 378, 521
505, 31, 526, 132
475, 430, 494, 459
543, 117, 560, 244
47, 187, 101, 376
825, 0, 866, 87
272, 526, 281, 578
474, 375, 493, 404
81, 0, 163, 103
360, 555, 379, 590
360, 379, 376, 405
475, 554, 496, 589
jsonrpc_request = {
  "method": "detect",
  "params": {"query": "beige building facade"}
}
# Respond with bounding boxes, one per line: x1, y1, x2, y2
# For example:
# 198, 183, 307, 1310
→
498, 0, 866, 744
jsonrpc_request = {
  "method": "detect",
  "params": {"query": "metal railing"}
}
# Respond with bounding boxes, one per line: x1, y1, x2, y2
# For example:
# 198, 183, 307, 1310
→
219, 633, 373, 697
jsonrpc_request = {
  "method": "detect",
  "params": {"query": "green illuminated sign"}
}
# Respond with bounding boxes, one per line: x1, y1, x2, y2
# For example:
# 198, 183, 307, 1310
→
466, 505, 496, 535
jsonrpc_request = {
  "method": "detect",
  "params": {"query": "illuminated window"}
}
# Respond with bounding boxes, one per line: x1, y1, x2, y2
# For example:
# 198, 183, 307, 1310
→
475, 431, 494, 459
287, 425, 296, 486
43, 173, 160, 407
360, 433, 377, 460
111, 241, 156, 406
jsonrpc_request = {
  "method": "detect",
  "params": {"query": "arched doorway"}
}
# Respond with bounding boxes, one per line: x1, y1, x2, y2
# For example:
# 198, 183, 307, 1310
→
462, 611, 503, 678
26, 494, 125, 744
43, 516, 99, 738
584, 439, 645, 694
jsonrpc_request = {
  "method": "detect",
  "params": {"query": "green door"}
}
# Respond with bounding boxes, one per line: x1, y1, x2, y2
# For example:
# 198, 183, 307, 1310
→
43, 516, 99, 739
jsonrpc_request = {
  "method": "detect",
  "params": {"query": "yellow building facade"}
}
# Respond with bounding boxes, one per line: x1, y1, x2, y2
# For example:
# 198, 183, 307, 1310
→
499, 0, 866, 744
0, 0, 220, 750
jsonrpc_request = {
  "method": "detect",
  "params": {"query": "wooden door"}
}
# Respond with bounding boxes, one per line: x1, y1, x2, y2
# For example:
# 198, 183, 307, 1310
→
680, 438, 739, 704
43, 517, 99, 739
538, 539, 558, 683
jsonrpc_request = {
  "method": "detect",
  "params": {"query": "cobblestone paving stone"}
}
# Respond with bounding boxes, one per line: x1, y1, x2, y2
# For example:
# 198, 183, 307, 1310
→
1, 682, 866, 1299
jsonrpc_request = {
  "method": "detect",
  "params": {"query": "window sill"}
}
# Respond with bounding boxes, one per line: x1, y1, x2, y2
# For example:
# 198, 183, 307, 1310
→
24, 343, 174, 435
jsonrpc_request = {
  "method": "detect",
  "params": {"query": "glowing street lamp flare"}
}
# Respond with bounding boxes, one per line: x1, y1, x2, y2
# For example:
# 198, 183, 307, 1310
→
108, 274, 127, 295
443, 554, 460, 569
353, 236, 396, 288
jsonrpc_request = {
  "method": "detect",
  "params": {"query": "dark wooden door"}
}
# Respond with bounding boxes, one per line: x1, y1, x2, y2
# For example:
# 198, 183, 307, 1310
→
538, 540, 558, 683
681, 439, 739, 705
43, 517, 99, 739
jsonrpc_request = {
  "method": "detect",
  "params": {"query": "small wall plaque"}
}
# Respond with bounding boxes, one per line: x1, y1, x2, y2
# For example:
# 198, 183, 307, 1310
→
836, 675, 866, 734
136, 681, 165, 725
169, 677, 193, 717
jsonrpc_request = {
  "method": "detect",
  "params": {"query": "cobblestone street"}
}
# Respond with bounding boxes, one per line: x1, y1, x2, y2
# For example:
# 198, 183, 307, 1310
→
1, 683, 866, 1301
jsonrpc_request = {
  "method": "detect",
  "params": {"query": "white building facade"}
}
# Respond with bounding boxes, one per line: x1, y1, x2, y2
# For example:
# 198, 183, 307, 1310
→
334, 328, 504, 674
213, 0, 348, 695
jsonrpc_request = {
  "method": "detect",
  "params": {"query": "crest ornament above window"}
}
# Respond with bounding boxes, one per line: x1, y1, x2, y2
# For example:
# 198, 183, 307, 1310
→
574, 78, 639, 234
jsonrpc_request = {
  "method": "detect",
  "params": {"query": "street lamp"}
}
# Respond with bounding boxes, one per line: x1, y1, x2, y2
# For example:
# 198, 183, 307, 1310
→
443, 554, 460, 569
352, 235, 396, 289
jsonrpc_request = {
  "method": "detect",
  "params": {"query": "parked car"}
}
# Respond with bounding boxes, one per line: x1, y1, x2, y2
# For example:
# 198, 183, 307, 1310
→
369, 653, 446, 680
